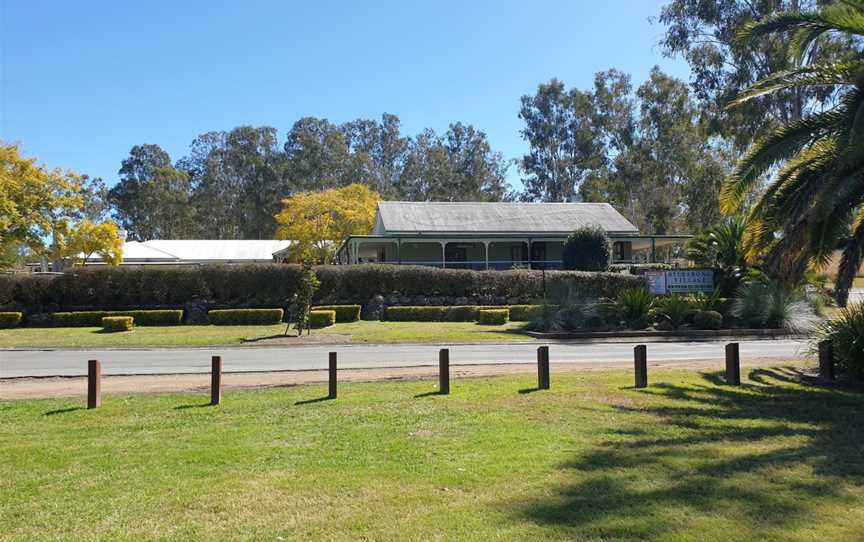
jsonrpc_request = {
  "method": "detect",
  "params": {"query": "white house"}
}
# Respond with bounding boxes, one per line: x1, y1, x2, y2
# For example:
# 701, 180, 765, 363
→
82, 239, 292, 266
335, 201, 689, 270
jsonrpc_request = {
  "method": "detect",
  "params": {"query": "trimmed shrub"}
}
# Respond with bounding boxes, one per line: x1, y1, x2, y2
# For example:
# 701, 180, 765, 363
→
311, 305, 361, 323
0, 311, 23, 329
609, 263, 673, 274
208, 308, 284, 325
308, 310, 336, 328
1, 265, 644, 312
562, 227, 611, 272
102, 316, 133, 332
508, 305, 542, 321
382, 305, 506, 322
384, 306, 447, 321
478, 308, 509, 325
692, 310, 723, 330
52, 310, 183, 327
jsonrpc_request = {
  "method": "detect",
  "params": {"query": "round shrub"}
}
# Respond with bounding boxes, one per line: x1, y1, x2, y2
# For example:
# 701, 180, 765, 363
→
692, 310, 723, 330
0, 312, 23, 329
308, 310, 336, 328
562, 226, 611, 272
477, 308, 509, 325
102, 316, 134, 332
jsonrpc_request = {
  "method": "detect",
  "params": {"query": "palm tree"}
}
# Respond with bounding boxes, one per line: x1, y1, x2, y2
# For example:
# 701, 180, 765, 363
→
721, 0, 864, 306
685, 215, 749, 294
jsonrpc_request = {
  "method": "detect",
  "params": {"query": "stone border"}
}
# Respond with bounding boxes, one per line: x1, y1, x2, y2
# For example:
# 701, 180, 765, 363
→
524, 328, 801, 340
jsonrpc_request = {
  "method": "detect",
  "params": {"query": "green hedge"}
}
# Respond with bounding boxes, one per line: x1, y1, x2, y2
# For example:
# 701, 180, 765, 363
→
383, 305, 511, 322
309, 310, 336, 328
208, 308, 284, 325
102, 316, 134, 332
0, 312, 23, 329
311, 305, 361, 323
52, 310, 183, 327
508, 305, 542, 321
478, 309, 509, 325
384, 306, 447, 322
0, 265, 644, 311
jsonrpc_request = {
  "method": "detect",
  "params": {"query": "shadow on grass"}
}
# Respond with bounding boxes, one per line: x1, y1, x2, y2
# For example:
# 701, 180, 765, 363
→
507, 366, 864, 539
174, 403, 216, 410
294, 396, 335, 405
43, 407, 84, 416
414, 390, 446, 398
518, 387, 544, 394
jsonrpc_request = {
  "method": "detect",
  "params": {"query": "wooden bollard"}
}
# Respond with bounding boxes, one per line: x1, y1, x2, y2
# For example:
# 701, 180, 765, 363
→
87, 359, 101, 409
634, 345, 647, 388
439, 348, 450, 395
537, 346, 550, 390
725, 342, 741, 385
818, 340, 834, 382
328, 352, 337, 399
210, 355, 222, 405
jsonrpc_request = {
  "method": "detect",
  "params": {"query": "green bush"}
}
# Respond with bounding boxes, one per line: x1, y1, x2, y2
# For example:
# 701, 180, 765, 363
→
207, 308, 284, 325
602, 288, 656, 329
508, 305, 542, 321
383, 306, 447, 321
692, 310, 723, 330
731, 280, 816, 331
477, 308, 509, 325
0, 312, 23, 329
308, 310, 336, 328
102, 316, 133, 332
562, 226, 611, 272
52, 310, 183, 327
815, 303, 864, 379
311, 305, 361, 323
654, 295, 695, 330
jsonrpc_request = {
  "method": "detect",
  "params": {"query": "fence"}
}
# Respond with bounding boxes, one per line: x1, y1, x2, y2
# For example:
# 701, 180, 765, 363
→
82, 341, 835, 409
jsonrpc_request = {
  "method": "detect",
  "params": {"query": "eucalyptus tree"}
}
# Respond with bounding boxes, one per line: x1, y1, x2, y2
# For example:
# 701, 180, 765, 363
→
720, 0, 864, 305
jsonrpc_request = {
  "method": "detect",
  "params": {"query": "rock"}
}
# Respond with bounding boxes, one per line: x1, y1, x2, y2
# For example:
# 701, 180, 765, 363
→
363, 295, 386, 321
183, 301, 210, 324
655, 319, 675, 331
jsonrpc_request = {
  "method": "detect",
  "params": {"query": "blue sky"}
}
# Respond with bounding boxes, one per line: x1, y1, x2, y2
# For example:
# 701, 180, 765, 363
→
1, 0, 689, 191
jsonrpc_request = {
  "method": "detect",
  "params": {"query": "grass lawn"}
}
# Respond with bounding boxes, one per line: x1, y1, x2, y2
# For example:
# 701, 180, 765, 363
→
2, 367, 863, 541
0, 321, 532, 348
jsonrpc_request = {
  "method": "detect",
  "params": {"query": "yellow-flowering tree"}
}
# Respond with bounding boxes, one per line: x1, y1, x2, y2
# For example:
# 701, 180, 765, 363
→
0, 142, 82, 252
275, 184, 379, 263
66, 220, 124, 266
0, 141, 124, 269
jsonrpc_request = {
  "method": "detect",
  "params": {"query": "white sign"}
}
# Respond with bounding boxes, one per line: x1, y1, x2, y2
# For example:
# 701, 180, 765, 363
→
664, 269, 714, 294
645, 270, 667, 295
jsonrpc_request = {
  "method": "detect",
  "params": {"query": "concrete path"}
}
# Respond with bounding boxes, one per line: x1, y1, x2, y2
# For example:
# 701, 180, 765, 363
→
0, 339, 809, 378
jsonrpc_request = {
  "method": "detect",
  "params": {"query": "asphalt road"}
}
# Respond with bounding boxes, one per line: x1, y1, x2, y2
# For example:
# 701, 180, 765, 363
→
0, 339, 809, 378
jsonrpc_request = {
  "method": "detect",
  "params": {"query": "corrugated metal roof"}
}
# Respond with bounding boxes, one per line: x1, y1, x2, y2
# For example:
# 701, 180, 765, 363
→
375, 201, 639, 235
85, 240, 292, 263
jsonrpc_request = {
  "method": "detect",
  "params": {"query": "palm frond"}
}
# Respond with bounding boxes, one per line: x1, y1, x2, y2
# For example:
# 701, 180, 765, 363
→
835, 207, 864, 306
728, 63, 861, 106
737, 4, 864, 47
720, 111, 842, 213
